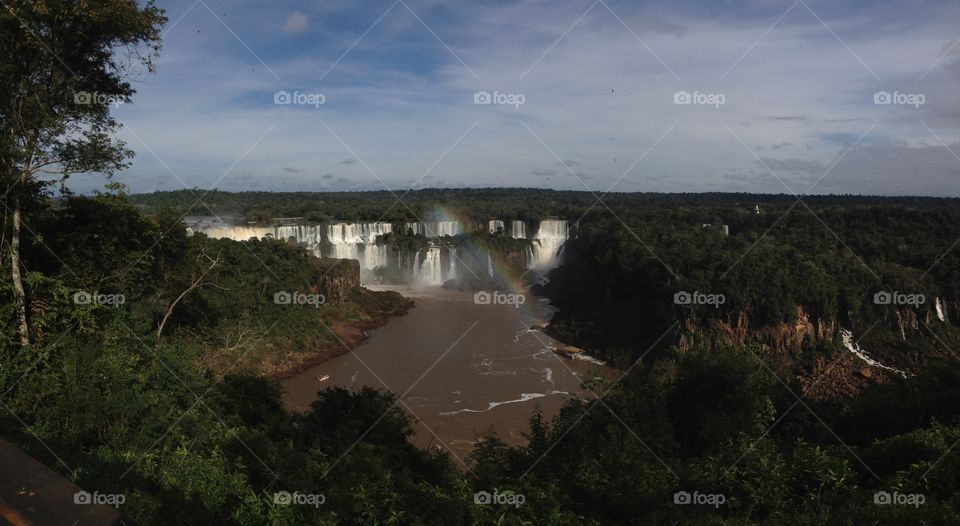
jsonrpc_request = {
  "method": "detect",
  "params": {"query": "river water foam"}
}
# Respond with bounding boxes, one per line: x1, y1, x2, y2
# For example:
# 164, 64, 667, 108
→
281, 286, 611, 466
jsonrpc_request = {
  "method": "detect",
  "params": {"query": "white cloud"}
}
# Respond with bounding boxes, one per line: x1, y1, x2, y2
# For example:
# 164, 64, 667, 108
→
71, 0, 960, 196
283, 11, 307, 34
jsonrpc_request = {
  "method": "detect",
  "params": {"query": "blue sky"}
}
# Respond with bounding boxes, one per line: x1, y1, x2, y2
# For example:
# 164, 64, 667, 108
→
76, 0, 960, 195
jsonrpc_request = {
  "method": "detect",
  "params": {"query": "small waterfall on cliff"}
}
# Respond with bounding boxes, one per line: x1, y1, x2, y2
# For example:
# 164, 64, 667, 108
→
414, 247, 444, 285
532, 220, 568, 270
840, 329, 910, 378
487, 253, 494, 277
489, 220, 505, 234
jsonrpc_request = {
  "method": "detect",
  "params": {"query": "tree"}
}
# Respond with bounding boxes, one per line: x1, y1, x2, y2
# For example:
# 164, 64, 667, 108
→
0, 0, 165, 346
156, 247, 221, 339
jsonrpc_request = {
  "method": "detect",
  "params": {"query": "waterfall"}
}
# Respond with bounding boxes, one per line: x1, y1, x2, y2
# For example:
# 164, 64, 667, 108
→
324, 222, 393, 270
488, 220, 526, 238
431, 221, 461, 237
414, 247, 444, 285
936, 297, 946, 322
405, 221, 460, 237
189, 217, 567, 281
197, 226, 274, 241
448, 247, 457, 280
840, 329, 909, 378
274, 225, 323, 252
405, 222, 425, 236
532, 219, 568, 270
361, 245, 391, 271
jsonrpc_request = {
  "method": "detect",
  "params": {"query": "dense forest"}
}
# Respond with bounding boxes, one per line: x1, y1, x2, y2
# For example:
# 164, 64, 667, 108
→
130, 187, 960, 224
4, 187, 960, 524
4, 2, 960, 524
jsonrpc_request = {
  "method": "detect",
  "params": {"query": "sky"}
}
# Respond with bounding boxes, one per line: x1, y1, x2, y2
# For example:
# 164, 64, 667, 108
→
74, 0, 960, 196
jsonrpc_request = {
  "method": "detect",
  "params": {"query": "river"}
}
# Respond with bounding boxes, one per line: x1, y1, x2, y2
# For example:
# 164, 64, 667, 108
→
281, 286, 612, 468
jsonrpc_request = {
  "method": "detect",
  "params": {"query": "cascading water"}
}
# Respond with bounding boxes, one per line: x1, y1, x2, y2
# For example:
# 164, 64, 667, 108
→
532, 219, 568, 270
414, 247, 444, 285
489, 220, 526, 239
324, 222, 393, 270
189, 217, 569, 283
431, 221, 461, 237
275, 225, 323, 252
198, 226, 274, 241
448, 247, 458, 280
194, 225, 325, 256
405, 221, 461, 237
405, 222, 425, 236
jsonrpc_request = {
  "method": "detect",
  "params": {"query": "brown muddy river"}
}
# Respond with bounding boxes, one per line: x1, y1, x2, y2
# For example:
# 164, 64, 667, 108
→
281, 286, 612, 468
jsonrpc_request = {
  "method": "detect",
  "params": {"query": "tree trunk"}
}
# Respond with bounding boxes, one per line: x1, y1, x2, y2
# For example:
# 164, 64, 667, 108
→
156, 284, 196, 340
156, 252, 220, 339
10, 188, 29, 347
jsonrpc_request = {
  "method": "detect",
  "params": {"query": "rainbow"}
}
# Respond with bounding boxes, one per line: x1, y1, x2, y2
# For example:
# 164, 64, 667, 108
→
420, 206, 540, 313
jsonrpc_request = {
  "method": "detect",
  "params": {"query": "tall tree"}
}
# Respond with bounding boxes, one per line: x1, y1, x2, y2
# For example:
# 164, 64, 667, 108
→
0, 0, 165, 346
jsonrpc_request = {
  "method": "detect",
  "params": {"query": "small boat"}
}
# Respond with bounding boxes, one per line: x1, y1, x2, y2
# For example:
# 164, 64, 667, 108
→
316, 374, 331, 382
551, 345, 584, 359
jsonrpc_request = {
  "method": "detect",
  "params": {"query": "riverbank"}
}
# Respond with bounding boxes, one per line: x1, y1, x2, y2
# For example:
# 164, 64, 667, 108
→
263, 287, 414, 380
184, 284, 413, 381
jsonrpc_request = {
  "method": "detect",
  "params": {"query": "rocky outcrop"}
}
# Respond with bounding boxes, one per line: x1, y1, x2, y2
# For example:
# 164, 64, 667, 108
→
678, 300, 960, 401
679, 306, 835, 359
798, 351, 888, 402
314, 258, 360, 303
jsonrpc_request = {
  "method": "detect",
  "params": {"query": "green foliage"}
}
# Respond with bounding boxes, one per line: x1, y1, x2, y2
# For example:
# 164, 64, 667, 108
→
3, 189, 960, 524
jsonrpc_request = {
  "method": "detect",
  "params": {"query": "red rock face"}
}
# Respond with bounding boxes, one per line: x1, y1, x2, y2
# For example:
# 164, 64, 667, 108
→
677, 305, 917, 402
